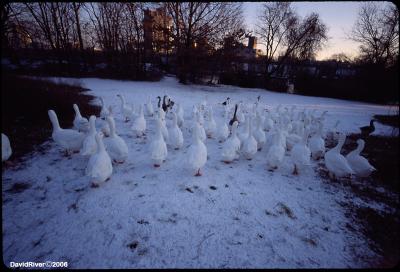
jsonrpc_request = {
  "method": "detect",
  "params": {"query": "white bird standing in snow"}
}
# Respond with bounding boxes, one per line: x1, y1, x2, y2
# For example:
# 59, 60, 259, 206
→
291, 129, 311, 175
187, 121, 207, 176
145, 96, 154, 117
205, 106, 217, 138
221, 121, 241, 163
253, 114, 266, 151
103, 116, 128, 163
346, 139, 376, 177
80, 115, 98, 156
328, 120, 340, 142
266, 129, 286, 170
169, 112, 184, 150
99, 97, 110, 120
2, 133, 12, 162
157, 110, 169, 143
73, 104, 89, 132
324, 133, 354, 179
85, 132, 113, 187
116, 94, 133, 122
241, 115, 258, 160
100, 105, 113, 137
195, 111, 206, 142
308, 122, 325, 160
48, 109, 85, 155
176, 103, 184, 128
150, 118, 168, 167
217, 116, 230, 143
131, 104, 146, 137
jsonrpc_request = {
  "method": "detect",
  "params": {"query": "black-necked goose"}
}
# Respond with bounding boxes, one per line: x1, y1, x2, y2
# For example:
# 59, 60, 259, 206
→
229, 104, 239, 126
360, 120, 376, 137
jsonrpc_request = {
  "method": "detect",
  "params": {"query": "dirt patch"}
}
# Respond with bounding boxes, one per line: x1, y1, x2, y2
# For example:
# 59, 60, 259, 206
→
5, 182, 32, 194
1, 73, 100, 162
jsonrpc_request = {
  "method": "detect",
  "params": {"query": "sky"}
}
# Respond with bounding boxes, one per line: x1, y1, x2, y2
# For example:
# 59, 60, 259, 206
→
243, 1, 395, 60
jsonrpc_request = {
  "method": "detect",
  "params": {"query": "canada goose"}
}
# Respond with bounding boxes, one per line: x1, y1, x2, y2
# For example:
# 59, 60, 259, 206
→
360, 120, 376, 137
229, 104, 239, 126
222, 97, 230, 106
162, 95, 168, 113
157, 96, 162, 108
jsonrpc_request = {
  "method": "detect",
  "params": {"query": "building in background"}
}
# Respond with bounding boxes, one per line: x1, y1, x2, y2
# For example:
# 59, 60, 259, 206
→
143, 7, 173, 57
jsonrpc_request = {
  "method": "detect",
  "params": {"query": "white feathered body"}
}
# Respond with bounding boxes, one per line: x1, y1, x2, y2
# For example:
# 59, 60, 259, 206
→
86, 133, 112, 183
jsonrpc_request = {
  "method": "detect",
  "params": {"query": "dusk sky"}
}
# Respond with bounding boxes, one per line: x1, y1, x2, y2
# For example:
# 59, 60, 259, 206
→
243, 1, 395, 60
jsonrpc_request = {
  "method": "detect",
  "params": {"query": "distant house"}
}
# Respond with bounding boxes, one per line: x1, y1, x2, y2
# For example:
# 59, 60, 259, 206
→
143, 7, 173, 56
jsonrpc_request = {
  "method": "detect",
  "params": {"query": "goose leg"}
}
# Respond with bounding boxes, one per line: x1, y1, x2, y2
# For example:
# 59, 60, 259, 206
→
293, 164, 298, 175
195, 169, 202, 176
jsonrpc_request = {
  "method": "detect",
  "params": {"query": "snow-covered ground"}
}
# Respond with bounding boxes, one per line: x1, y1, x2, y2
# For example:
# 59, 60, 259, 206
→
2, 76, 397, 268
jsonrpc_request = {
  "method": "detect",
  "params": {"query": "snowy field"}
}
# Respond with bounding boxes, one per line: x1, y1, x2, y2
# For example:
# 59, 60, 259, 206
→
2, 76, 397, 268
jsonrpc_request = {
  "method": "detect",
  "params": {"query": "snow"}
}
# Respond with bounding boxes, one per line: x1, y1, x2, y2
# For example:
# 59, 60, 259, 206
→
2, 76, 396, 268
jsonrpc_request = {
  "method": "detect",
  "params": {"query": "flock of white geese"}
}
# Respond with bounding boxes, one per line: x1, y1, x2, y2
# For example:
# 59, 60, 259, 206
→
2, 94, 376, 187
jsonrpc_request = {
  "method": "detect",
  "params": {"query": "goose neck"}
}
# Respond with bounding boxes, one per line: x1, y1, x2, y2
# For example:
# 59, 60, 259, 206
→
96, 134, 106, 152
49, 110, 61, 130
108, 117, 116, 137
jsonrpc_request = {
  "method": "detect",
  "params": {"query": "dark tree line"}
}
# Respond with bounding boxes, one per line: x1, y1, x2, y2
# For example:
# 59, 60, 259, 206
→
1, 2, 398, 103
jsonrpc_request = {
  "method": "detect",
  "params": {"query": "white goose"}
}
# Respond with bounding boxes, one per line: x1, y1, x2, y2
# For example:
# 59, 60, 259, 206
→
346, 139, 376, 177
266, 129, 286, 170
238, 115, 249, 144
131, 104, 146, 137
187, 121, 207, 176
241, 115, 258, 160
103, 116, 128, 163
205, 107, 217, 138
217, 116, 230, 143
85, 132, 113, 186
176, 103, 184, 128
48, 109, 85, 155
99, 97, 110, 120
150, 118, 168, 167
253, 114, 266, 151
100, 106, 113, 137
145, 96, 154, 117
291, 129, 311, 175
328, 120, 340, 142
324, 133, 354, 179
309, 122, 325, 160
195, 111, 206, 142
263, 113, 274, 132
221, 121, 241, 163
158, 110, 169, 142
2, 133, 12, 161
196, 105, 204, 126
116, 94, 133, 122
169, 112, 184, 150
80, 115, 98, 156
237, 103, 245, 123
73, 104, 89, 132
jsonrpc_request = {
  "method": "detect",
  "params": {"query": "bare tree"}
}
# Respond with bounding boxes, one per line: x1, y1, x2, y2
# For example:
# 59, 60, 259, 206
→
84, 3, 124, 52
72, 2, 84, 51
163, 2, 244, 83
350, 2, 399, 67
256, 2, 327, 79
